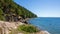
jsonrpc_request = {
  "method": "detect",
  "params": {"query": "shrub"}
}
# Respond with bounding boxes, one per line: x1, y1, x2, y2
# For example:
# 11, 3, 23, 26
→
17, 25, 39, 33
0, 9, 5, 21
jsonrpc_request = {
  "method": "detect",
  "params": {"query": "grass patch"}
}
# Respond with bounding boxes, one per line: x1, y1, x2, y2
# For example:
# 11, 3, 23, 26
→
9, 24, 40, 34
17, 24, 39, 33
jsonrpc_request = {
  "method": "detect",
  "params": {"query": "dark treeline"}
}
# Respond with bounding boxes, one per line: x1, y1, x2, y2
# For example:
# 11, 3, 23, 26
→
0, 0, 37, 22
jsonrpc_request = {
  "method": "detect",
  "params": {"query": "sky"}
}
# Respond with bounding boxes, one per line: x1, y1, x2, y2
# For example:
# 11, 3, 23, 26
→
14, 0, 60, 17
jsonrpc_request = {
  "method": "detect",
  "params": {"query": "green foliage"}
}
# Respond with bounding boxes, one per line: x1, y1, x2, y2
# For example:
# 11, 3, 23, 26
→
0, 0, 37, 21
9, 25, 39, 34
17, 25, 39, 33
0, 9, 3, 15
0, 15, 5, 21
0, 9, 5, 21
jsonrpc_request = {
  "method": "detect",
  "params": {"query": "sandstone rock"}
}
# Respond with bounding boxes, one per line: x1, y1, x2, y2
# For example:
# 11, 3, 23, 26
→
0, 21, 24, 34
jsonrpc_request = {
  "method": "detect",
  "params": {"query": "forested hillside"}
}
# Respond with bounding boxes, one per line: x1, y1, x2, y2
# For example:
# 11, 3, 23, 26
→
0, 0, 37, 21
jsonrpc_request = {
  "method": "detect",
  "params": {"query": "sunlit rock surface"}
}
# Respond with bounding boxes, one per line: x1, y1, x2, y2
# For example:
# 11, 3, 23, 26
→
0, 21, 24, 34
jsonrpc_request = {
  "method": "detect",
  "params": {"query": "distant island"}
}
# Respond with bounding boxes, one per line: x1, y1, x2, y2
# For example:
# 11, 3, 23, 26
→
0, 0, 49, 34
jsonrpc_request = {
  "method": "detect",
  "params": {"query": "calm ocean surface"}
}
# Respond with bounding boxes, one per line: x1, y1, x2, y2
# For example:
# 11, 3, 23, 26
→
28, 17, 60, 34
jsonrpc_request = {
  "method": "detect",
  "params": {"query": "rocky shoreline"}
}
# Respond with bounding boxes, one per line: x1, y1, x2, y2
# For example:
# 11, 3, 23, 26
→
0, 21, 24, 34
0, 21, 50, 34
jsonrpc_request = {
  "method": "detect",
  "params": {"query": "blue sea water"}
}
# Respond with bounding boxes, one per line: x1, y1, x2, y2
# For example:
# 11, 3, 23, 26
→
28, 17, 60, 34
